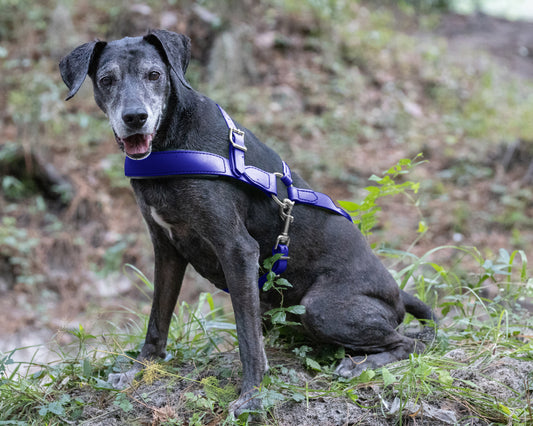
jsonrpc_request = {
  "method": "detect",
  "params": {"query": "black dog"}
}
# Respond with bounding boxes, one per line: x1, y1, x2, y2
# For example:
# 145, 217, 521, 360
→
59, 30, 435, 416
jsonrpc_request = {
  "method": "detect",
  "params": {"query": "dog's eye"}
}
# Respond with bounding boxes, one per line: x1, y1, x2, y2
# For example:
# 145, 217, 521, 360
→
148, 71, 160, 81
99, 76, 113, 87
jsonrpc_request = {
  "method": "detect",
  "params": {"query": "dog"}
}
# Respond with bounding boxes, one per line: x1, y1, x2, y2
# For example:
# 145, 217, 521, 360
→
59, 30, 435, 416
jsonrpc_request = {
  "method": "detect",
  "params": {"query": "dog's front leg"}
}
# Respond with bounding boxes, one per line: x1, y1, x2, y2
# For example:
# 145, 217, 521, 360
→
223, 238, 268, 417
109, 226, 187, 388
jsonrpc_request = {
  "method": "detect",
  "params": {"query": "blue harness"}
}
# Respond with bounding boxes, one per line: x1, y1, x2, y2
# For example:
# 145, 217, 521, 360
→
125, 105, 352, 291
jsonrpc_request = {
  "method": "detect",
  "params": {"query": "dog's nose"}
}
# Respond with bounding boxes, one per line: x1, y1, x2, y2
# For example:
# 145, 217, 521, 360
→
122, 108, 148, 128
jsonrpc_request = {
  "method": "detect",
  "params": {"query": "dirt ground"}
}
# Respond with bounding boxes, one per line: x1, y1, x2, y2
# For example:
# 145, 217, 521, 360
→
73, 347, 532, 425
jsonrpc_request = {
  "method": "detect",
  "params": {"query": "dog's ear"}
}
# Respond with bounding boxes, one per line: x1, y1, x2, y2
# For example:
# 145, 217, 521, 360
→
145, 30, 192, 89
59, 40, 107, 101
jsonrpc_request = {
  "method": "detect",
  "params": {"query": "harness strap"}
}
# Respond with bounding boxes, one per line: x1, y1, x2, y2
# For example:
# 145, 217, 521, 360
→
217, 105, 247, 176
124, 133, 352, 221
124, 150, 278, 196
124, 105, 353, 293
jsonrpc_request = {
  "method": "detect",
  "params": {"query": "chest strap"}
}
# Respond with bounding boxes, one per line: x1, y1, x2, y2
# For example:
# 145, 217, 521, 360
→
125, 105, 352, 222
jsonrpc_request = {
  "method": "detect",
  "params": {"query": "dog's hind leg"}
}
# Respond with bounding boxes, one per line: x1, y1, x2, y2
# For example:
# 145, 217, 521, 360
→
109, 223, 188, 389
300, 280, 425, 378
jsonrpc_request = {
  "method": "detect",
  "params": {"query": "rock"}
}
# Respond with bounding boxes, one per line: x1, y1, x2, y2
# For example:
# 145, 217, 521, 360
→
47, 1, 81, 59
386, 397, 457, 424
108, 3, 154, 38
207, 28, 257, 92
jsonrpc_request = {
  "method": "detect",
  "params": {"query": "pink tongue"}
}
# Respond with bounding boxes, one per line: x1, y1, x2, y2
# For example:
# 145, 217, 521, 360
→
123, 134, 152, 156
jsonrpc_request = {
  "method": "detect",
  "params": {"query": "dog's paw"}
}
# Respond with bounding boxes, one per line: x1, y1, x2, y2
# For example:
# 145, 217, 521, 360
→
108, 369, 138, 389
229, 394, 263, 421
334, 356, 371, 378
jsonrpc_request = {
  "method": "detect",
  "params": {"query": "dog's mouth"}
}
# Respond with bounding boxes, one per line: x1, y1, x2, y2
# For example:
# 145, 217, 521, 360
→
116, 133, 153, 160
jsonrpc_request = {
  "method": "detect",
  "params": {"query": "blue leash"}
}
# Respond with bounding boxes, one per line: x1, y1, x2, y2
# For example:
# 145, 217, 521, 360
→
124, 105, 352, 292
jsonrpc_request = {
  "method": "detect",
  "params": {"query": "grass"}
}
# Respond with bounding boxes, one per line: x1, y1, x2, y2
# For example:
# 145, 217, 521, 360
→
1, 159, 531, 425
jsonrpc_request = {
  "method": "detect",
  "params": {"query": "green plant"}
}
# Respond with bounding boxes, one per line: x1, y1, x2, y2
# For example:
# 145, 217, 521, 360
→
66, 324, 97, 363
0, 348, 84, 423
38, 393, 85, 421
123, 264, 237, 363
338, 154, 426, 237
200, 376, 238, 409
101, 153, 132, 188
7, 71, 64, 141
261, 254, 306, 327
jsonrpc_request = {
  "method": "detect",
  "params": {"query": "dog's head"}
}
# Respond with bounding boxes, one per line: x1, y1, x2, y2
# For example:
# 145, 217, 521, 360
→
59, 30, 191, 159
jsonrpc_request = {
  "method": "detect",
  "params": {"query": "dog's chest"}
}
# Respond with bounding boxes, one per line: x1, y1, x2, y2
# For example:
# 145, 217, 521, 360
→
150, 206, 174, 239
136, 186, 227, 285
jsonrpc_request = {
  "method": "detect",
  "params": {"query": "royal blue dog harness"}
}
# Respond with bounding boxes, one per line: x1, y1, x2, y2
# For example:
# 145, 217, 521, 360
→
124, 105, 352, 291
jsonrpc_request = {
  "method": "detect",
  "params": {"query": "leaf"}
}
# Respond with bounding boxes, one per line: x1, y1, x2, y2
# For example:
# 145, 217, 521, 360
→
46, 401, 65, 416
263, 253, 284, 270
417, 220, 428, 234
498, 248, 510, 264
82, 358, 92, 378
305, 357, 322, 371
286, 305, 306, 315
262, 275, 275, 292
437, 369, 454, 386
114, 393, 133, 412
261, 389, 286, 407
346, 389, 358, 403
270, 310, 286, 324
291, 392, 306, 402
498, 403, 511, 415
93, 377, 115, 390
334, 346, 346, 360
201, 376, 237, 407
337, 200, 360, 211
358, 369, 376, 382
32, 369, 45, 380
381, 367, 396, 387
293, 345, 312, 358
275, 278, 293, 289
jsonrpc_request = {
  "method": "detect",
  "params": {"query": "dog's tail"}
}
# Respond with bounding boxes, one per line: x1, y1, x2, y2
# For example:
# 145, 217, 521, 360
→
400, 290, 437, 343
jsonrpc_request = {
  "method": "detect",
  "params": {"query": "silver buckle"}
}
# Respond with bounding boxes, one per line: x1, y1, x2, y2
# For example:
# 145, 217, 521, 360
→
229, 128, 246, 151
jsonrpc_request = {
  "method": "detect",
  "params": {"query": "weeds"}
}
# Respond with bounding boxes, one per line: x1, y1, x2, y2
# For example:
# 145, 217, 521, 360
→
338, 153, 426, 237
261, 254, 306, 328
1, 153, 531, 424
1, 251, 531, 424
0, 145, 529, 423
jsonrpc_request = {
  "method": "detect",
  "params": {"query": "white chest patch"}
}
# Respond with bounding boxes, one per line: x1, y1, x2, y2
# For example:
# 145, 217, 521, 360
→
150, 206, 173, 240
